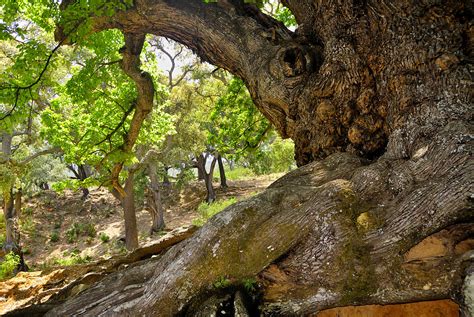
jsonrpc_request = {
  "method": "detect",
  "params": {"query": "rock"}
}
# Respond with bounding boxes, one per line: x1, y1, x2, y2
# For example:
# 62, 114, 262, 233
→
404, 236, 449, 262
315, 299, 459, 317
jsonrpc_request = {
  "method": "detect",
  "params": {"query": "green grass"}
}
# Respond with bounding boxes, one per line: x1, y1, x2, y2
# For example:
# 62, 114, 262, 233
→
0, 252, 20, 280
222, 166, 255, 181
193, 197, 237, 226
99, 232, 110, 243
49, 249, 92, 266
53, 254, 91, 266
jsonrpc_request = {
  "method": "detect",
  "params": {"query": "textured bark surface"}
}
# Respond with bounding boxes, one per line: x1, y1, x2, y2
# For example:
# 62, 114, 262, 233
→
44, 0, 474, 316
121, 173, 138, 251
1, 226, 197, 316
146, 163, 165, 234
1, 133, 28, 271
217, 154, 228, 189
196, 153, 217, 203
81, 0, 472, 166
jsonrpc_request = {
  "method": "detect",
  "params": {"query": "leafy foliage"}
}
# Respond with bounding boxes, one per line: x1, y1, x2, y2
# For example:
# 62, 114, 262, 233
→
208, 77, 271, 160
0, 252, 20, 280
99, 232, 110, 243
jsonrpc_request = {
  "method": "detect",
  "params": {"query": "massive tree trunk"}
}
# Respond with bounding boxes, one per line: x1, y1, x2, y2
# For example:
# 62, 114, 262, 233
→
48, 0, 473, 316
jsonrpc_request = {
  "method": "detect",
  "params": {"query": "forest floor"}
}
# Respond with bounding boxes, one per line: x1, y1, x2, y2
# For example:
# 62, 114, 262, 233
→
0, 174, 283, 314
17, 173, 283, 270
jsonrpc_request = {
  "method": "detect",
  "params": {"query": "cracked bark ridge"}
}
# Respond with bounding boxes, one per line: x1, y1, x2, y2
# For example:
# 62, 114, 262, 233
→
45, 121, 472, 315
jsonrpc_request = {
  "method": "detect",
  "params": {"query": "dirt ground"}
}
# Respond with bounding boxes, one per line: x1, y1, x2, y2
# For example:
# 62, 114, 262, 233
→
16, 175, 281, 269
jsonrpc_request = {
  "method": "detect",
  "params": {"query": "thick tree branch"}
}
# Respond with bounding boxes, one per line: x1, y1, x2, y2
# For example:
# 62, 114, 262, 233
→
109, 32, 154, 196
0, 147, 62, 165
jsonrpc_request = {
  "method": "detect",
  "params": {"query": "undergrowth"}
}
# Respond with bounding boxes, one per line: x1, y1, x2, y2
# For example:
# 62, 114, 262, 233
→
0, 252, 20, 280
193, 197, 237, 226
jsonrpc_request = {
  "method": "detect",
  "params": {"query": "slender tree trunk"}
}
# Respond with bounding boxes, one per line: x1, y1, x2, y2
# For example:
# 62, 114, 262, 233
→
204, 172, 216, 203
67, 164, 90, 199
1, 132, 26, 270
162, 167, 170, 186
217, 153, 227, 189
196, 155, 205, 180
119, 173, 139, 251
13, 188, 28, 272
39, 182, 49, 190
2, 187, 27, 271
197, 153, 218, 203
3, 188, 17, 253
147, 163, 165, 234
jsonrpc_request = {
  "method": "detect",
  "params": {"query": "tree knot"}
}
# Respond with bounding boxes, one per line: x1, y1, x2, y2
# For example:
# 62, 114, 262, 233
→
278, 45, 322, 78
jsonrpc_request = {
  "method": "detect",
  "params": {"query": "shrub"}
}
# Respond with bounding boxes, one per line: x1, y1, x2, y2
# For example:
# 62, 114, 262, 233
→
0, 252, 20, 280
53, 254, 91, 266
99, 232, 110, 243
20, 217, 36, 235
66, 222, 96, 243
50, 231, 60, 242
66, 226, 78, 243
84, 223, 96, 237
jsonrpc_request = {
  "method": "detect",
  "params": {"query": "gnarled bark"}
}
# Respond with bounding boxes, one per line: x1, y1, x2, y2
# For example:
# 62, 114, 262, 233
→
48, 0, 474, 315
45, 126, 472, 315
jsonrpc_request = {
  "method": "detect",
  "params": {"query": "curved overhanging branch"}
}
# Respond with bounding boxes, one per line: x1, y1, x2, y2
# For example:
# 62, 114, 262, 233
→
58, 0, 323, 146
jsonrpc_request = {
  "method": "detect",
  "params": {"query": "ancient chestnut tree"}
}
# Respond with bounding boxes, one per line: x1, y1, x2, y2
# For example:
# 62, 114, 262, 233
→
7, 0, 474, 316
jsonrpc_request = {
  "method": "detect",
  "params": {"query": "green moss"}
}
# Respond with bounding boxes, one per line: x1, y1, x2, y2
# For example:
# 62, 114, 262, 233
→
213, 276, 232, 289
339, 239, 377, 304
335, 188, 378, 304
